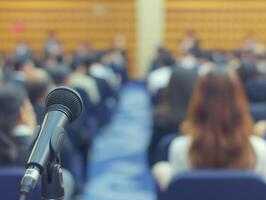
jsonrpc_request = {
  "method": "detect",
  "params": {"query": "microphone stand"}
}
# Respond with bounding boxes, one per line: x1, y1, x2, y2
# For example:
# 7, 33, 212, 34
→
41, 155, 64, 200
41, 127, 66, 200
21, 127, 67, 200
34, 126, 65, 200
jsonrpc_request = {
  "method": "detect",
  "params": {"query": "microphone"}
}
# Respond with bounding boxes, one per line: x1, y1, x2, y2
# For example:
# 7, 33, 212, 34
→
20, 87, 83, 196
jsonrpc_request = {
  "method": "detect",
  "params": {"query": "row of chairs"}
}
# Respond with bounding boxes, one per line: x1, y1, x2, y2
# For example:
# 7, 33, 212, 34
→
154, 134, 266, 200
1, 167, 266, 200
0, 167, 41, 199
160, 170, 266, 200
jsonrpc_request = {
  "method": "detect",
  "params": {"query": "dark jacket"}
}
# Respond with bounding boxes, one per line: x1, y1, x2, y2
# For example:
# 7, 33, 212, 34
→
148, 66, 198, 167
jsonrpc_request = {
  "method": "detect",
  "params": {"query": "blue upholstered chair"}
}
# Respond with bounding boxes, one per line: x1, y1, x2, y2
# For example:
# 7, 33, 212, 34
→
155, 134, 177, 163
0, 167, 41, 200
250, 102, 266, 122
160, 170, 266, 200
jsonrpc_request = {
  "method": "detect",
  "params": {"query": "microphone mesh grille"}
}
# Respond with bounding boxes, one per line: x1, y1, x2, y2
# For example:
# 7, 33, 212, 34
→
45, 87, 83, 121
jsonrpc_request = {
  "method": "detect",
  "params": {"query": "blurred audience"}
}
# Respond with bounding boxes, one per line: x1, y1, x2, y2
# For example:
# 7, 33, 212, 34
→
0, 83, 76, 200
0, 33, 129, 199
44, 30, 63, 61
13, 58, 36, 85
47, 64, 71, 86
69, 57, 100, 105
152, 67, 266, 190
2, 29, 266, 199
14, 41, 32, 60
179, 30, 200, 56
147, 33, 266, 174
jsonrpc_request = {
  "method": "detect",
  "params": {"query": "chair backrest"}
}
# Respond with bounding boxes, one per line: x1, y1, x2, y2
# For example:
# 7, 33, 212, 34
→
161, 170, 266, 200
155, 134, 177, 163
250, 102, 266, 122
0, 167, 41, 200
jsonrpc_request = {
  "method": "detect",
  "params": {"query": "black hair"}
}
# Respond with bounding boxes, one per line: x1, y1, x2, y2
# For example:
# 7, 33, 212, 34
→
27, 75, 51, 104
47, 65, 71, 85
71, 56, 88, 71
0, 84, 26, 132
14, 57, 34, 71
237, 61, 258, 84
93, 50, 111, 64
158, 50, 175, 67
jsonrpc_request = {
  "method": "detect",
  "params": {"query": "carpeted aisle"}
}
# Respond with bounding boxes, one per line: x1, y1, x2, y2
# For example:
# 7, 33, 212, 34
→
84, 82, 156, 200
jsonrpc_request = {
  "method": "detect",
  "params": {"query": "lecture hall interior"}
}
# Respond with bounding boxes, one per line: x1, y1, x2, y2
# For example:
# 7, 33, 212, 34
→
1, 0, 266, 200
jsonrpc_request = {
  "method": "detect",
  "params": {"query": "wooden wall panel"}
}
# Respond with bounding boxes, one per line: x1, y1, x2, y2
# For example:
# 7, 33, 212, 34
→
165, 0, 266, 54
0, 0, 136, 77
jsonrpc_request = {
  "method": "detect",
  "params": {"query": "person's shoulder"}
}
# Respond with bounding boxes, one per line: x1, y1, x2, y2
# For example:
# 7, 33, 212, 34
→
169, 135, 192, 170
250, 136, 266, 172
250, 135, 266, 145
250, 135, 266, 153
172, 135, 191, 143
170, 135, 192, 151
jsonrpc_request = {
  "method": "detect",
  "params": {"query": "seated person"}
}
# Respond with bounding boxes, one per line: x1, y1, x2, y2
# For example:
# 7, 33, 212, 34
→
26, 68, 53, 124
46, 64, 71, 86
147, 49, 175, 104
147, 65, 198, 167
0, 84, 36, 166
69, 57, 100, 106
153, 67, 266, 190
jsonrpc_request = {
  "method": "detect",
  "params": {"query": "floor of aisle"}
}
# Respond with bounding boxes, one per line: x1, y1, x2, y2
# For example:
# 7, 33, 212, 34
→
84, 82, 156, 200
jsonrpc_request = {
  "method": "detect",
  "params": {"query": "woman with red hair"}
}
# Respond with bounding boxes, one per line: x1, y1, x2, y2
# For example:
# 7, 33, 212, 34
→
153, 67, 266, 190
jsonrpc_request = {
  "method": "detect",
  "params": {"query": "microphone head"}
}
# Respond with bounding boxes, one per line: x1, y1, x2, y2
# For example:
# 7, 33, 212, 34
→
45, 87, 83, 122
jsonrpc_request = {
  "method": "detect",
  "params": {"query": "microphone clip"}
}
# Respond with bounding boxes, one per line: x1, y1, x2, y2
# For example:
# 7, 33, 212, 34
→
41, 160, 65, 200
41, 127, 66, 200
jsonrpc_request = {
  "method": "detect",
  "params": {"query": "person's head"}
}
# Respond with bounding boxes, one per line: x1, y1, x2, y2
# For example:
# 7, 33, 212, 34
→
99, 50, 112, 65
47, 65, 71, 86
14, 58, 35, 72
166, 65, 198, 122
112, 34, 126, 50
75, 42, 91, 56
237, 61, 259, 84
183, 66, 255, 169
158, 49, 175, 67
0, 84, 26, 133
27, 68, 53, 104
84, 53, 99, 70
43, 54, 59, 68
71, 56, 88, 74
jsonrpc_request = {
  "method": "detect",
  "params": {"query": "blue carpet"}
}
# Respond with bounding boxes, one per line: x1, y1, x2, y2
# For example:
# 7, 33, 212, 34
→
84, 83, 156, 200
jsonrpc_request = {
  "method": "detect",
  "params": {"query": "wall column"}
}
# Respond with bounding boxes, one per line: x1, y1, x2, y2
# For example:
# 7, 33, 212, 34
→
136, 0, 165, 79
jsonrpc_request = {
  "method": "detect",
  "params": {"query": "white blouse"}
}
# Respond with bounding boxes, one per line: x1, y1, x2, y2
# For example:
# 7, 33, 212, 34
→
169, 135, 266, 178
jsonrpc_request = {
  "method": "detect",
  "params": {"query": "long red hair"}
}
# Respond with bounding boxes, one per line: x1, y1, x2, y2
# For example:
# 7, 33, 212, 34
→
182, 67, 256, 169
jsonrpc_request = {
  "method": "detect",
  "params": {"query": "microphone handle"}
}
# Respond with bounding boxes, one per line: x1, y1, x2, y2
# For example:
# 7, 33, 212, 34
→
27, 111, 68, 168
